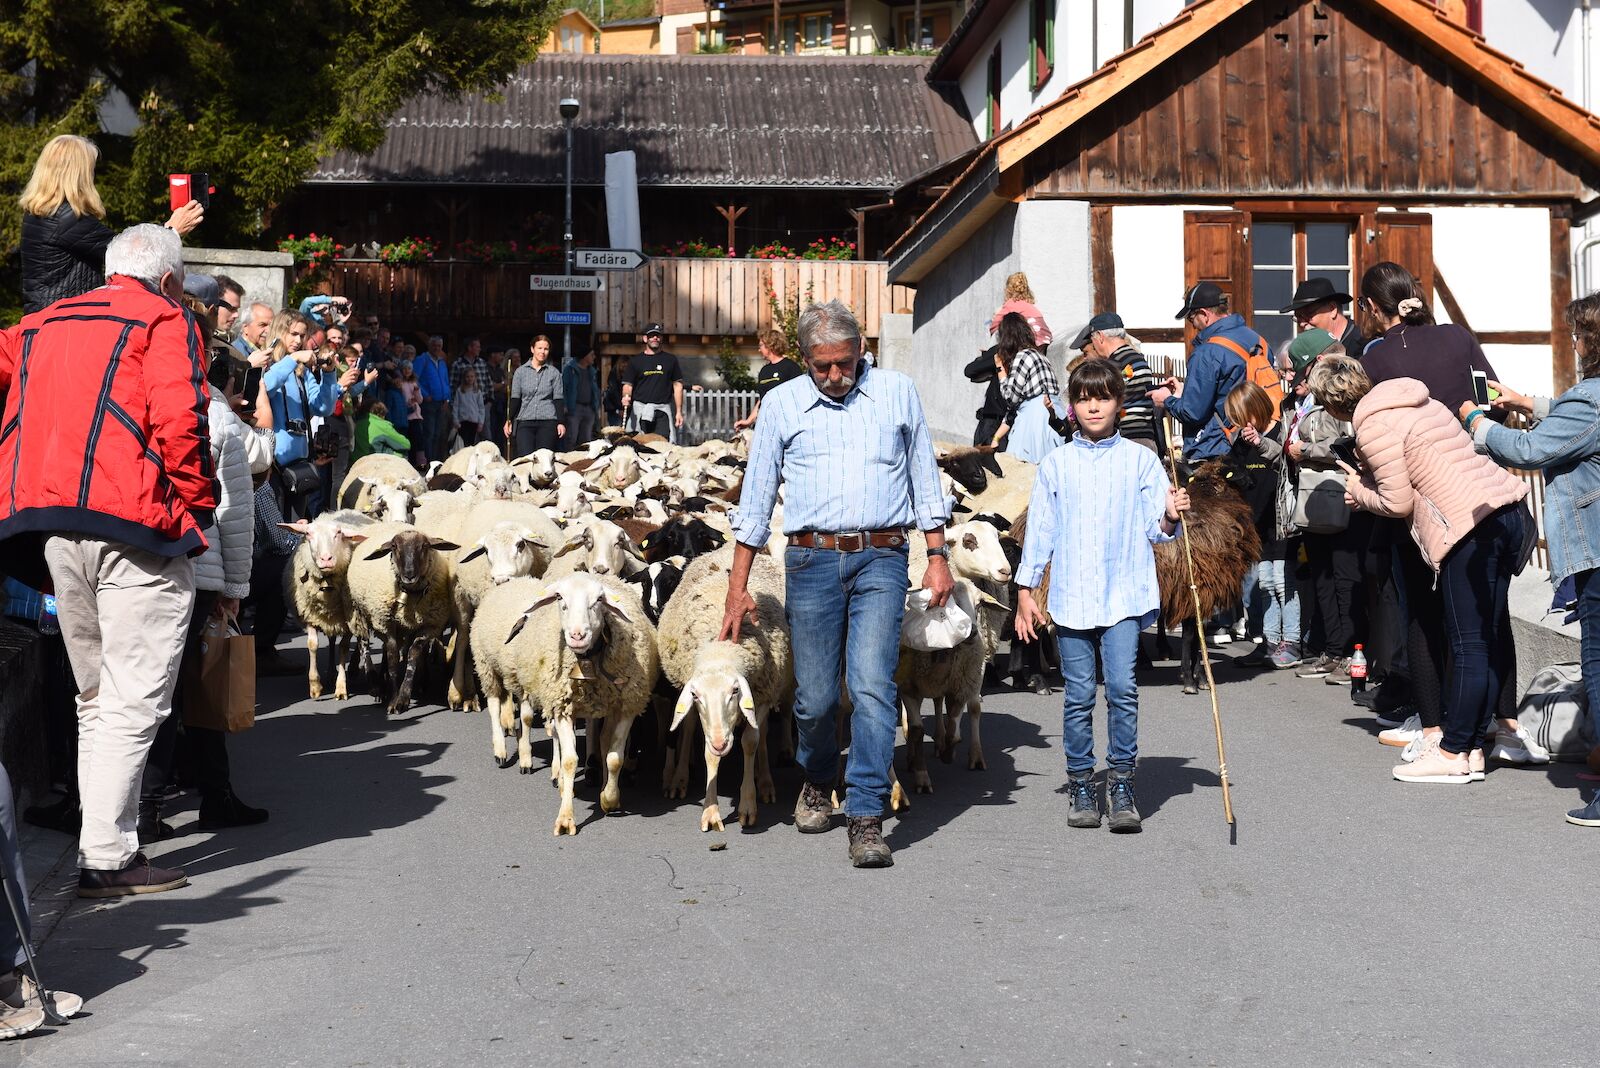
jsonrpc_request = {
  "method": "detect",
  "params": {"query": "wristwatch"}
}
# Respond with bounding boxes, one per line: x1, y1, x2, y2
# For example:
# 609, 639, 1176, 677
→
927, 545, 950, 561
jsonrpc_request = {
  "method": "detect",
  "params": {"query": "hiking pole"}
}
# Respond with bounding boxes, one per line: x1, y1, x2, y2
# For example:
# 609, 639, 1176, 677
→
1165, 449, 1236, 825
0, 848, 70, 1025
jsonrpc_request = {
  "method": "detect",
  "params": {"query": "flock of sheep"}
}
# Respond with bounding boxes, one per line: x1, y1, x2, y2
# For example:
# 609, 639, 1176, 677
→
274, 429, 1255, 835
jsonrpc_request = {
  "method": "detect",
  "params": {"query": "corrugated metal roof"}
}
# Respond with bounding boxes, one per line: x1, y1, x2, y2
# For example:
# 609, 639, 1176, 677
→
309, 54, 977, 190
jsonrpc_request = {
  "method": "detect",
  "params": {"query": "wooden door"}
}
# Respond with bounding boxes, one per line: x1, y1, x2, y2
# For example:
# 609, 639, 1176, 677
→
1182, 210, 1249, 343
1364, 211, 1434, 306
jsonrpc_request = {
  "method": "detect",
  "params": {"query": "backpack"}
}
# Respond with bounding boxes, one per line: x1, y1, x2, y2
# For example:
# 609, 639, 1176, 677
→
1213, 334, 1286, 413
1515, 662, 1598, 761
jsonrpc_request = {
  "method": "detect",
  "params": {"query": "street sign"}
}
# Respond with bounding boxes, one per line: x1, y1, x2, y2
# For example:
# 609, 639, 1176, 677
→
574, 248, 648, 271
544, 311, 592, 326
529, 274, 605, 292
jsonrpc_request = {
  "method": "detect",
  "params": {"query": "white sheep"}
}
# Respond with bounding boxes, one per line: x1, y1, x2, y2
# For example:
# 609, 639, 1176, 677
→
282, 509, 375, 700
656, 553, 792, 831
439, 440, 503, 479
444, 499, 564, 710
339, 453, 424, 512
346, 522, 459, 715
542, 515, 645, 580
510, 447, 560, 489
472, 573, 659, 834
907, 520, 1015, 586
897, 580, 993, 795
554, 469, 593, 519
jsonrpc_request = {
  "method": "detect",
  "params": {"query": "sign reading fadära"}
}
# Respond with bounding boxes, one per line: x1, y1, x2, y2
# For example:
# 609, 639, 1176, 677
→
530, 274, 606, 292
574, 248, 647, 271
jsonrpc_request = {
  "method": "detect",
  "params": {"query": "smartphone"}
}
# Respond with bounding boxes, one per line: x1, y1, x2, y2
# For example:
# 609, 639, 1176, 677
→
241, 366, 263, 402
1471, 370, 1490, 409
168, 172, 212, 210
1330, 436, 1363, 472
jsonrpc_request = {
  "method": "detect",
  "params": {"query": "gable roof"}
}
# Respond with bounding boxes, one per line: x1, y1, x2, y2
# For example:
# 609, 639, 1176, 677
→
308, 54, 976, 192
889, 0, 1600, 283
556, 8, 601, 35
926, 0, 1019, 84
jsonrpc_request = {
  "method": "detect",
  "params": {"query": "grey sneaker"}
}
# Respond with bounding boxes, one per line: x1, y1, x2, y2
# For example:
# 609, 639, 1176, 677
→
1107, 769, 1143, 834
1066, 771, 1101, 828
1296, 654, 1335, 678
1269, 641, 1302, 669
1323, 656, 1353, 685
846, 816, 894, 867
793, 781, 833, 834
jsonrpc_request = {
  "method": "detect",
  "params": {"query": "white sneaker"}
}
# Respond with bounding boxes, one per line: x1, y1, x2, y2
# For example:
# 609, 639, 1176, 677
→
1400, 733, 1428, 763
1211, 629, 1233, 647
1490, 725, 1552, 765
1231, 620, 1250, 642
1378, 713, 1423, 748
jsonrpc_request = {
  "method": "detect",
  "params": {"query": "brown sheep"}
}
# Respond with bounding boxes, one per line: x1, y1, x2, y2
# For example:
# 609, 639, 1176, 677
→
1153, 460, 1261, 693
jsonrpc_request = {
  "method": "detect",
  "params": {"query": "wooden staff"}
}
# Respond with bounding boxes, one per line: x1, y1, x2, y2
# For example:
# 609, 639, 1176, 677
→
503, 350, 518, 462
1164, 447, 1236, 825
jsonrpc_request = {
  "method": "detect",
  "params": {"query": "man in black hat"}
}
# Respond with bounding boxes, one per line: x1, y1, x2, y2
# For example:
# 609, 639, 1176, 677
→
1068, 312, 1160, 451
621, 322, 683, 442
1162, 282, 1257, 460
1281, 277, 1366, 357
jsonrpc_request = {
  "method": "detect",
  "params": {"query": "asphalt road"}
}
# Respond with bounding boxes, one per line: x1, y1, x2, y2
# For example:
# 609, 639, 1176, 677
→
6, 638, 1594, 1067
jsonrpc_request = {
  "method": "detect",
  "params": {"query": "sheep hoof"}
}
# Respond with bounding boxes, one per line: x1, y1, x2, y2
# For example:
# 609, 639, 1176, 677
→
700, 805, 724, 832
600, 792, 621, 814
889, 782, 910, 812
519, 763, 534, 775
936, 743, 955, 765
913, 772, 933, 795
738, 805, 757, 828
308, 681, 323, 700
496, 753, 517, 769
554, 813, 577, 836
969, 753, 986, 771
333, 685, 348, 701
758, 783, 776, 804
1182, 684, 1198, 696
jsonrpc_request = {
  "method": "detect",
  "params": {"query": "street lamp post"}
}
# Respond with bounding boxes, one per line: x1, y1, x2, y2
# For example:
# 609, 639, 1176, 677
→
560, 96, 580, 365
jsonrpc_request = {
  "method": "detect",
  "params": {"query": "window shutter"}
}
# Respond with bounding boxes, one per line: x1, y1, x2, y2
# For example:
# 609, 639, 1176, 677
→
1183, 210, 1249, 342
1369, 212, 1434, 310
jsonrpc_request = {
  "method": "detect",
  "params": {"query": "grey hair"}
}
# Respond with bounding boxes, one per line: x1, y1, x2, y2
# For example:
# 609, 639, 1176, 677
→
796, 299, 861, 359
1099, 326, 1127, 339
104, 223, 184, 287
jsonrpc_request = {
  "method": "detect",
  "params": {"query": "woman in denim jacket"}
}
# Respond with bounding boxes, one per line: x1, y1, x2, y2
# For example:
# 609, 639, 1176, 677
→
1467, 293, 1600, 826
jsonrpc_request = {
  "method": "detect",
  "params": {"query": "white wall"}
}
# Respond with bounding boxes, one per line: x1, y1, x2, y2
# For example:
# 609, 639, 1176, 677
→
1483, 1, 1588, 106
908, 200, 1093, 441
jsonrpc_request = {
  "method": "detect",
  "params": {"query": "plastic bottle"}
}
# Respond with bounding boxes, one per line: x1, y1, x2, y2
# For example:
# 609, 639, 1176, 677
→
1349, 644, 1368, 693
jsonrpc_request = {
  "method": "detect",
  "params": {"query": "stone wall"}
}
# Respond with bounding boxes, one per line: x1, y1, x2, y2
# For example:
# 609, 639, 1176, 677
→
183, 247, 295, 317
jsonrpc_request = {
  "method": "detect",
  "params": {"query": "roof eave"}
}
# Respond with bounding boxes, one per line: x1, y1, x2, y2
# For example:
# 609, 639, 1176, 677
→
887, 152, 1008, 285
927, 0, 1020, 84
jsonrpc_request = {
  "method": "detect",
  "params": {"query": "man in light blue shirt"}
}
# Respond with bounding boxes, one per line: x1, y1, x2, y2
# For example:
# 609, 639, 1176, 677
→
722, 299, 952, 869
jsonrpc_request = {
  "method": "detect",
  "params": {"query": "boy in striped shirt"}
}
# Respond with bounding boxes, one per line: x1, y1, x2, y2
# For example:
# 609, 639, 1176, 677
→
1014, 358, 1189, 833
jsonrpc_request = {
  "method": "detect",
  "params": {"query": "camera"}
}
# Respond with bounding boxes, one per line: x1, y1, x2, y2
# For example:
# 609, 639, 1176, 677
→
312, 426, 339, 461
284, 419, 310, 437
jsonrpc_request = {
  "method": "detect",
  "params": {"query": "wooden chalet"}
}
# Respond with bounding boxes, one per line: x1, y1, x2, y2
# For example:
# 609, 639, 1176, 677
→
885, 0, 1600, 439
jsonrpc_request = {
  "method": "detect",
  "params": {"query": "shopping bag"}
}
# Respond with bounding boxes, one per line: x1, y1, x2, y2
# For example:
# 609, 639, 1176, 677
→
182, 618, 257, 732
901, 587, 975, 651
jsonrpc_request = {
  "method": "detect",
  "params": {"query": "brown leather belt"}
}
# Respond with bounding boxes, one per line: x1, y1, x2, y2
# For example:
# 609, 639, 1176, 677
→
788, 529, 907, 552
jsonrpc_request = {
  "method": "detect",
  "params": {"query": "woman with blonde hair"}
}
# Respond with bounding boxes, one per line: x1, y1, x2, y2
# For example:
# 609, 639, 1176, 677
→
988, 270, 1053, 347
18, 134, 204, 314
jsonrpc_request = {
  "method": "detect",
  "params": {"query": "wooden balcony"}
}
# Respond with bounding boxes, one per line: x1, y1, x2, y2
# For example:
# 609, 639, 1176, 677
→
325, 257, 915, 353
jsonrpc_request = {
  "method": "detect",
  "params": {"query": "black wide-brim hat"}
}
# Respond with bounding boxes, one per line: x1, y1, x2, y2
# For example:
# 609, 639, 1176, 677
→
1280, 277, 1353, 314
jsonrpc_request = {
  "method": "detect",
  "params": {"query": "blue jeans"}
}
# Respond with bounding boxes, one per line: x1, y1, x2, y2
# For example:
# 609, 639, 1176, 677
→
1253, 541, 1300, 645
784, 545, 908, 818
1437, 504, 1526, 755
420, 399, 448, 461
1572, 567, 1600, 743
1057, 616, 1141, 773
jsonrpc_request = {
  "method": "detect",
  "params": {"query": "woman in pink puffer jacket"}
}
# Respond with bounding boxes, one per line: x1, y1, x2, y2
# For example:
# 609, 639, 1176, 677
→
1307, 355, 1531, 786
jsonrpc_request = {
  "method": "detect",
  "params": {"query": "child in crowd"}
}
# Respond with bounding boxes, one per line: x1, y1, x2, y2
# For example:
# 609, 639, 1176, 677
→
1015, 358, 1191, 833
454, 369, 485, 446
353, 401, 411, 459
1226, 380, 1300, 669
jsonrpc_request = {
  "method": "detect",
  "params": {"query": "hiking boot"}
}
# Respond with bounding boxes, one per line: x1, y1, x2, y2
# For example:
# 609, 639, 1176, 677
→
845, 816, 893, 868
1268, 641, 1302, 669
0, 969, 82, 1020
1323, 656, 1353, 685
77, 853, 188, 899
1106, 769, 1142, 833
793, 781, 833, 834
198, 789, 270, 830
137, 798, 174, 843
1296, 654, 1335, 678
1066, 771, 1101, 829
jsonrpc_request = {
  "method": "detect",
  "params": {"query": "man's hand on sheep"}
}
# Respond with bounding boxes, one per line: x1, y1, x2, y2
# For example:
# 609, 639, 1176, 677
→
718, 585, 759, 643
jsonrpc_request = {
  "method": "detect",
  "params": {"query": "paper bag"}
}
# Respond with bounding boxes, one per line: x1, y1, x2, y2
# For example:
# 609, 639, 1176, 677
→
183, 618, 257, 732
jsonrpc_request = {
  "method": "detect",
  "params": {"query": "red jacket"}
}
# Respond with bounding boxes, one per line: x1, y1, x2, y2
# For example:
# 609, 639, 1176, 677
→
0, 275, 216, 574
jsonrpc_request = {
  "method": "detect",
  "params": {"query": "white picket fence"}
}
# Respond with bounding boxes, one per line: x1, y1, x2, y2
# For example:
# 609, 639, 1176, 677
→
680, 390, 759, 446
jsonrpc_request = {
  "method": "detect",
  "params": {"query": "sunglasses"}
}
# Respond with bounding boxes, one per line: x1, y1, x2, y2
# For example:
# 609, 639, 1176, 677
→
217, 300, 238, 313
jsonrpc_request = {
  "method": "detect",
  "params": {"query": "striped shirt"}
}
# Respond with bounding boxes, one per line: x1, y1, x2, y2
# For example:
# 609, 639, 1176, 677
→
732, 365, 948, 546
1015, 432, 1176, 631
1108, 345, 1159, 444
